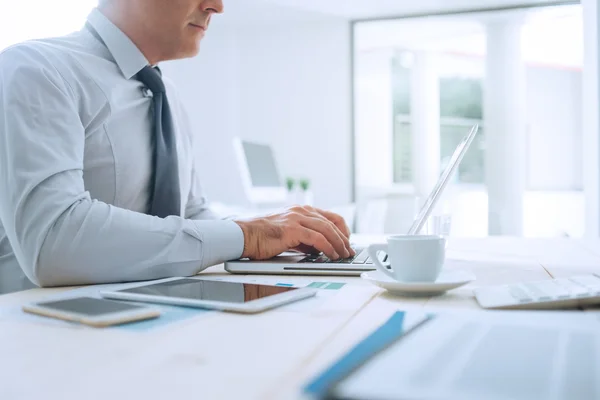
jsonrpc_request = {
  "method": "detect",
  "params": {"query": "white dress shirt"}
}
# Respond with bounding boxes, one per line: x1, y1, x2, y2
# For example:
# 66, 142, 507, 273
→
0, 8, 244, 290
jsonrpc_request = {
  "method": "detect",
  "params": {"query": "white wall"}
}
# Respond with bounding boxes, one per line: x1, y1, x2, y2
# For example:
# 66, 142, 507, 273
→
354, 49, 394, 192
582, 0, 600, 237
163, 26, 245, 205
526, 66, 583, 191
162, 12, 352, 210
235, 21, 352, 209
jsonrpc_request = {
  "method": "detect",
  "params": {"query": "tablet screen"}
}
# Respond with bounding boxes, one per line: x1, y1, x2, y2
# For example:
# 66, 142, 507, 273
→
118, 279, 298, 303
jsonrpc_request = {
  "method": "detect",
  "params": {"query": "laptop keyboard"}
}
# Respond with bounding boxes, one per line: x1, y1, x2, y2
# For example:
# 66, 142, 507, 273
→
298, 246, 387, 265
474, 273, 600, 309
506, 275, 600, 302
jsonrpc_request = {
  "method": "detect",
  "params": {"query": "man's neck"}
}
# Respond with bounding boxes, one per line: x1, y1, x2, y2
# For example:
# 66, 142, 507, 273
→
97, 5, 161, 65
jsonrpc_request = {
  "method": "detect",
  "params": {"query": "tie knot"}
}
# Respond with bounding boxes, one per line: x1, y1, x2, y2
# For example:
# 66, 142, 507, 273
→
136, 66, 165, 94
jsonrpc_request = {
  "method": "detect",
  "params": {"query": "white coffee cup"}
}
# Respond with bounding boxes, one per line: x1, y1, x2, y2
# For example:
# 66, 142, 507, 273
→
367, 235, 446, 282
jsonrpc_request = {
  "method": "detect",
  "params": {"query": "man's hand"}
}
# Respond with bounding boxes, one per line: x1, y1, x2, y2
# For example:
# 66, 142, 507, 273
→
234, 206, 355, 261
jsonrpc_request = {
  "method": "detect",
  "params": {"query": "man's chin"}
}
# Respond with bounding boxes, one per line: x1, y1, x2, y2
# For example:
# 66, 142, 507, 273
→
179, 44, 202, 60
190, 44, 202, 57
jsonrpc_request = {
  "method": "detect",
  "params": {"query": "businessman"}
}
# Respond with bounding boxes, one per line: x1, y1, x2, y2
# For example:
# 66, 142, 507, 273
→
0, 0, 354, 293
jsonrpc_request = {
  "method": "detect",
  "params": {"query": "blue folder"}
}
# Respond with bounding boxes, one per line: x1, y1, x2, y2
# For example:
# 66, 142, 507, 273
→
303, 311, 432, 399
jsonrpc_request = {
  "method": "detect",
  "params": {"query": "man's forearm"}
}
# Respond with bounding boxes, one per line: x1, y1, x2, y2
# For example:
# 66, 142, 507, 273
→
31, 192, 244, 287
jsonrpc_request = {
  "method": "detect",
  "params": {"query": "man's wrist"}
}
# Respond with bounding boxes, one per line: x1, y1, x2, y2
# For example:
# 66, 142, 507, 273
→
234, 220, 251, 259
187, 219, 245, 265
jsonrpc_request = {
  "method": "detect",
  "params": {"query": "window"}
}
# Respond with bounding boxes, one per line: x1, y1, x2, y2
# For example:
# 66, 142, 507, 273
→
390, 53, 485, 184
439, 75, 484, 184
0, 1, 95, 52
354, 4, 584, 238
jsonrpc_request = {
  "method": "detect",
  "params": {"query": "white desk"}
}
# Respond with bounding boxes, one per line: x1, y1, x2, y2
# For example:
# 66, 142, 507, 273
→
1, 237, 598, 400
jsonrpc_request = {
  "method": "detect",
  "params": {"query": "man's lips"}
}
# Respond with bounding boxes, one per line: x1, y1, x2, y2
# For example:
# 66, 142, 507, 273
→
189, 23, 207, 31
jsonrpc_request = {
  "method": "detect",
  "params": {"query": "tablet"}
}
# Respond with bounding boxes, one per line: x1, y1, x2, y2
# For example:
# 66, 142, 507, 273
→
100, 277, 318, 314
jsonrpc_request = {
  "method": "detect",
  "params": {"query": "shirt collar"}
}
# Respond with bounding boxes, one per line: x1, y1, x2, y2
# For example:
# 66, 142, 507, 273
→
86, 8, 149, 79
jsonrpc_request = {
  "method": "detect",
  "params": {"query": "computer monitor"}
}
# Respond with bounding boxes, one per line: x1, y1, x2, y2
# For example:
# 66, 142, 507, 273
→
233, 138, 287, 205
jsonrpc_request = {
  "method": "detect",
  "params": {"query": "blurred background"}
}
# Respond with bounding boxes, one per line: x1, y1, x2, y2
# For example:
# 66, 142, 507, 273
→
1, 0, 595, 239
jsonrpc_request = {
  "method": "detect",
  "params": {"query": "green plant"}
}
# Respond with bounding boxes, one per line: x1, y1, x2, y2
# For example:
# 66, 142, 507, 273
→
285, 177, 295, 191
299, 178, 310, 191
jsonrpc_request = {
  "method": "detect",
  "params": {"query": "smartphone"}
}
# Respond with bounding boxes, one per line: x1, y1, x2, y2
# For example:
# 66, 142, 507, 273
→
22, 296, 160, 327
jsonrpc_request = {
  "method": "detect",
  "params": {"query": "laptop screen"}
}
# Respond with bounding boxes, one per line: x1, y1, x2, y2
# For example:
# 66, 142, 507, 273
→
408, 125, 479, 235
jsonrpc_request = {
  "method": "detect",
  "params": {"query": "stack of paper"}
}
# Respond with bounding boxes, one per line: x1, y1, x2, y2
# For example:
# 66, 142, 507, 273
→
304, 310, 599, 400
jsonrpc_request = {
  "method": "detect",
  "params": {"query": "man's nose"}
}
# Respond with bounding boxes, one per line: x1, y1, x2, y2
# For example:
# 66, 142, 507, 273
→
202, 0, 224, 14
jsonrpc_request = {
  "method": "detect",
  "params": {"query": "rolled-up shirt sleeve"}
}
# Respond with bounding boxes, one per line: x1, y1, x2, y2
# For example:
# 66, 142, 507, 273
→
0, 45, 243, 287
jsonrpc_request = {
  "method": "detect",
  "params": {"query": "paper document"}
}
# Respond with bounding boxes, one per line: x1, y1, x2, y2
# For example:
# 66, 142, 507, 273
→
3, 276, 371, 331
305, 310, 600, 400
2, 281, 211, 332
206, 275, 371, 313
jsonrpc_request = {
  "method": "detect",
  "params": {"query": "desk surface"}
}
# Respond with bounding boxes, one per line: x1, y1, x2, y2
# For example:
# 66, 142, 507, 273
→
1, 237, 599, 400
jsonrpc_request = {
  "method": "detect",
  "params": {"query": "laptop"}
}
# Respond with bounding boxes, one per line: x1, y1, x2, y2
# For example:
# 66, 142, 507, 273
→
225, 125, 480, 276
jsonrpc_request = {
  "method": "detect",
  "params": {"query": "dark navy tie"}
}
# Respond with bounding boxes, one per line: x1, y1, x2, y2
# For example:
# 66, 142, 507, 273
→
85, 22, 181, 218
135, 66, 181, 218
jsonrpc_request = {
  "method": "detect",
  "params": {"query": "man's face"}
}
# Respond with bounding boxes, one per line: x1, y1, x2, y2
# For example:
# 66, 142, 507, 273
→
137, 0, 224, 61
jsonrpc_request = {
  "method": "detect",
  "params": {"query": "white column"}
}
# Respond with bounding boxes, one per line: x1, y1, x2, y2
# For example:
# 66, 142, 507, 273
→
484, 18, 527, 236
355, 49, 394, 195
582, 0, 600, 238
410, 51, 441, 199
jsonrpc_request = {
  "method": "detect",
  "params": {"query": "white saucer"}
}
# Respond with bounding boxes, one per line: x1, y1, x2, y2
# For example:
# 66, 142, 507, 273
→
361, 269, 476, 297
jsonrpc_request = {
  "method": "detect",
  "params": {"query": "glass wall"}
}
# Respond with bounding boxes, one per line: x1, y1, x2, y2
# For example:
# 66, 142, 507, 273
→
391, 55, 485, 185
353, 4, 583, 237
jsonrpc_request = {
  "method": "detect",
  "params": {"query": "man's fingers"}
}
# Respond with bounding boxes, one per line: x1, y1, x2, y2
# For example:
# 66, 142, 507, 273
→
288, 206, 353, 257
299, 217, 349, 259
312, 215, 352, 257
299, 228, 337, 260
312, 207, 352, 238
293, 244, 320, 255
293, 205, 348, 233
303, 207, 353, 256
